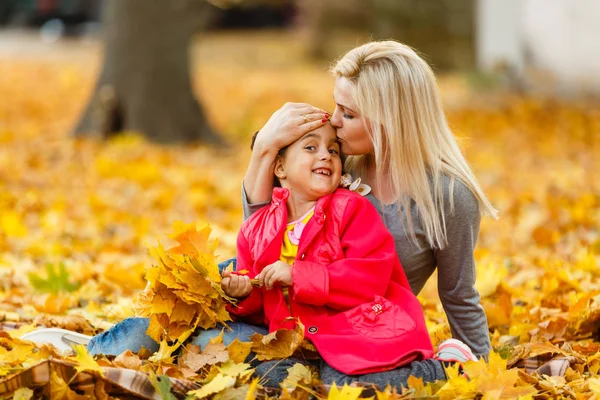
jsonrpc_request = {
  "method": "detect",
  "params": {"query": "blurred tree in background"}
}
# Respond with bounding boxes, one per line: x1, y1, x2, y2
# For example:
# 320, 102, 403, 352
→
74, 0, 223, 144
72, 0, 474, 143
297, 0, 475, 70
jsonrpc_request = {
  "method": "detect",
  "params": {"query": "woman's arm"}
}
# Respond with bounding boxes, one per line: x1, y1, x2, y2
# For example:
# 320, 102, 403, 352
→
243, 103, 329, 205
435, 180, 491, 358
243, 143, 279, 206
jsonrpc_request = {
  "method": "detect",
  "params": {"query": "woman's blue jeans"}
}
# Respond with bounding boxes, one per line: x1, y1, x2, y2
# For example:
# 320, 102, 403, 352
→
86, 257, 267, 356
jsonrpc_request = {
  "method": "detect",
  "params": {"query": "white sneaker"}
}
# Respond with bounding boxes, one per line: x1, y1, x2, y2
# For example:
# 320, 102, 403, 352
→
435, 338, 478, 363
21, 328, 92, 354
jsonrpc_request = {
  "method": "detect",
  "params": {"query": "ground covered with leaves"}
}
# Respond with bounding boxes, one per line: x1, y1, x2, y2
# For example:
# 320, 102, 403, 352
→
0, 32, 598, 399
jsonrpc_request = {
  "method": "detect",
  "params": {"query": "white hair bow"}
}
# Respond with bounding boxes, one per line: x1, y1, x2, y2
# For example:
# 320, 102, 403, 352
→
340, 173, 371, 196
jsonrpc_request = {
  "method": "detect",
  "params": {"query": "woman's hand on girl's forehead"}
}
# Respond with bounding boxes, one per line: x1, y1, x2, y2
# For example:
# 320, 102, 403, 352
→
254, 103, 331, 152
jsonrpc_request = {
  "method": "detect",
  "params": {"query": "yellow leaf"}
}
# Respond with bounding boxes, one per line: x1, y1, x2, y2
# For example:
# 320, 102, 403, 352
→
180, 342, 229, 371
246, 378, 259, 400
282, 363, 312, 392
8, 324, 37, 339
113, 350, 143, 370
72, 344, 104, 377
188, 373, 236, 399
50, 370, 92, 400
149, 339, 179, 364
33, 292, 75, 314
150, 288, 177, 316
227, 338, 252, 364
149, 324, 198, 364
589, 377, 600, 394
13, 387, 34, 400
1, 212, 27, 237
3, 340, 35, 364
436, 363, 477, 400
327, 383, 366, 400
250, 321, 304, 361
147, 313, 168, 343
406, 375, 433, 397
168, 222, 212, 258
170, 300, 198, 324
217, 360, 253, 379
209, 329, 225, 345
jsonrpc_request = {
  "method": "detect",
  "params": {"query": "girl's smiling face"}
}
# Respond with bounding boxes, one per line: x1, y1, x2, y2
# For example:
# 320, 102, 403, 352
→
275, 124, 342, 201
330, 77, 374, 156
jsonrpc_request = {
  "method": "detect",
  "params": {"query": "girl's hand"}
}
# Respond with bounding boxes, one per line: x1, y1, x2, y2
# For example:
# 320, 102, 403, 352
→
258, 261, 293, 290
221, 270, 253, 298
254, 103, 330, 153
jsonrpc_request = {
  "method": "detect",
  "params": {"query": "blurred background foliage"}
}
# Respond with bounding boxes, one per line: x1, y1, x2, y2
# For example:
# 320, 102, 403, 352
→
0, 1, 598, 397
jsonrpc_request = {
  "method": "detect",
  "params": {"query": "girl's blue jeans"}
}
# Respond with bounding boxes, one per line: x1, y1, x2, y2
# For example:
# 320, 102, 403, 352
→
86, 258, 268, 356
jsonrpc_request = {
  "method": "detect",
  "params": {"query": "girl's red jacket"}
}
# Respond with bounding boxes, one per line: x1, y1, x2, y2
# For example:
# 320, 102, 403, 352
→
230, 187, 434, 374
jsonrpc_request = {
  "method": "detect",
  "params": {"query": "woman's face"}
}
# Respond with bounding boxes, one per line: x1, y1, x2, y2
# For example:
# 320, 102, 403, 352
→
330, 78, 374, 156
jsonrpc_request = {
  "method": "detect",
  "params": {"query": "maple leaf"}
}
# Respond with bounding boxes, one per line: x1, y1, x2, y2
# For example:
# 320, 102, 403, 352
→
113, 350, 143, 370
212, 385, 253, 400
589, 377, 600, 394
250, 321, 304, 361
7, 324, 36, 339
436, 363, 477, 399
246, 378, 260, 400
147, 313, 169, 343
327, 383, 365, 400
149, 339, 183, 364
406, 375, 434, 398
168, 222, 218, 266
180, 342, 230, 371
50, 370, 92, 400
72, 344, 104, 377
217, 360, 253, 380
148, 372, 177, 400
227, 338, 252, 363
13, 388, 34, 400
282, 363, 312, 392
2, 340, 35, 365
28, 263, 80, 294
187, 373, 236, 399
507, 339, 569, 368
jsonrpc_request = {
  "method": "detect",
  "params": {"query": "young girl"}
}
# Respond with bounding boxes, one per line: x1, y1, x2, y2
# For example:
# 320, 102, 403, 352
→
223, 122, 437, 378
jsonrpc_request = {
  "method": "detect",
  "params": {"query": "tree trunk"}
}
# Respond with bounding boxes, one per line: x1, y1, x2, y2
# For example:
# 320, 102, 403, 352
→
74, 0, 223, 144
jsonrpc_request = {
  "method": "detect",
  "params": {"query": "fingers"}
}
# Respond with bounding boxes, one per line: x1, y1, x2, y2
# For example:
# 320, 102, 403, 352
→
257, 265, 272, 288
259, 262, 291, 290
266, 270, 282, 291
258, 264, 278, 290
282, 102, 328, 115
263, 267, 278, 290
221, 277, 231, 291
229, 275, 241, 294
299, 111, 329, 126
284, 103, 329, 127
222, 274, 253, 297
240, 276, 252, 296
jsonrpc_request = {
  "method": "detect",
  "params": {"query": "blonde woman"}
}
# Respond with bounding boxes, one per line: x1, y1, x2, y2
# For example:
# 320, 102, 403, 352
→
244, 40, 496, 385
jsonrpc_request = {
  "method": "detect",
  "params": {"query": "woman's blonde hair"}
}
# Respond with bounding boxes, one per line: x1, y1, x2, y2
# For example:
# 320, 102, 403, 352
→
332, 40, 498, 249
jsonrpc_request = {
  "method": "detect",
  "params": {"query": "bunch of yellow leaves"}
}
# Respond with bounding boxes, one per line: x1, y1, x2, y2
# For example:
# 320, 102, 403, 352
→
134, 222, 235, 361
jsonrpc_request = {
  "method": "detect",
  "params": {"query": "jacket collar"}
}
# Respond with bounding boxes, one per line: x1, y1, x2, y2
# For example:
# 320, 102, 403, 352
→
271, 187, 334, 224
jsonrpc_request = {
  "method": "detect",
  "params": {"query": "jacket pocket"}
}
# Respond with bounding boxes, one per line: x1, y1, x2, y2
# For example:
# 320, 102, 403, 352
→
343, 296, 416, 339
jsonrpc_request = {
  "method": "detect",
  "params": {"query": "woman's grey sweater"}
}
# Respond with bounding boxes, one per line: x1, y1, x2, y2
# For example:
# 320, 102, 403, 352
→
241, 176, 491, 357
